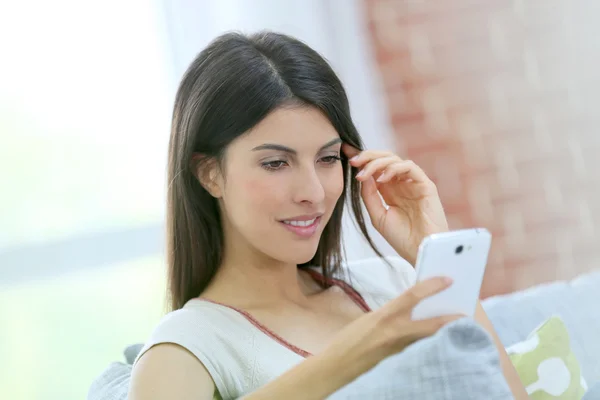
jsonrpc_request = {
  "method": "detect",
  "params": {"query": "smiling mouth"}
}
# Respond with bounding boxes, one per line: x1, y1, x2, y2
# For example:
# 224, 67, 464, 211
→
282, 218, 317, 227
279, 216, 322, 238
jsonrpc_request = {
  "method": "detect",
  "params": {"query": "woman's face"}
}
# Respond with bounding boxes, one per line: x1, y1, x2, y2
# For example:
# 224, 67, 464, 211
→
216, 106, 344, 264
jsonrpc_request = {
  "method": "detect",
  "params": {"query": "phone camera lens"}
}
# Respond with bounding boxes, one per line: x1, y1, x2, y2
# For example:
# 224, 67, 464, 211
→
455, 245, 464, 254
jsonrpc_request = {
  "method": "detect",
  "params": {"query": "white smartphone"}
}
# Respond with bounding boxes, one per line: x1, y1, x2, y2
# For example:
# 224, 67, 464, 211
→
411, 228, 492, 320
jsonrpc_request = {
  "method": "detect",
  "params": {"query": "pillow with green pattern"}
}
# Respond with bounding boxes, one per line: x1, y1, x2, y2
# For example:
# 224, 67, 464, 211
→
507, 315, 588, 399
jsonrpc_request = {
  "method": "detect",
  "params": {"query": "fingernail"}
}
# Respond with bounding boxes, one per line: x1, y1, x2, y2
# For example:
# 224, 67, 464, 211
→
356, 170, 364, 178
376, 172, 385, 182
443, 277, 453, 285
350, 155, 359, 162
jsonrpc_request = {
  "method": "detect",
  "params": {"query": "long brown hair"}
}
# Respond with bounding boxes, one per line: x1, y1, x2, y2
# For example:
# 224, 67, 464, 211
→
166, 31, 384, 311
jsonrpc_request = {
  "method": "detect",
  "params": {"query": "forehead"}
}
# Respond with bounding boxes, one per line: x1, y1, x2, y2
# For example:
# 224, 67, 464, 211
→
238, 106, 340, 147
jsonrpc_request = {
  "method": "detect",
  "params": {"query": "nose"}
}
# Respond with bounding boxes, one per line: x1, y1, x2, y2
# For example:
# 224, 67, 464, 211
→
292, 165, 326, 205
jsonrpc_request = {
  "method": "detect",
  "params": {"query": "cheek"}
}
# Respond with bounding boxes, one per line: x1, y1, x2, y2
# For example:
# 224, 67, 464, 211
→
239, 175, 284, 209
324, 166, 345, 201
222, 175, 280, 234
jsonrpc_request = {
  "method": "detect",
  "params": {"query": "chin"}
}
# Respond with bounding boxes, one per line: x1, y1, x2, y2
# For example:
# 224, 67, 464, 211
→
268, 240, 321, 265
289, 246, 321, 265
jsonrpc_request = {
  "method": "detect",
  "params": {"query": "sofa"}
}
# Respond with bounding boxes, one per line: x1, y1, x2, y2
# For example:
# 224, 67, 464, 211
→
88, 269, 600, 399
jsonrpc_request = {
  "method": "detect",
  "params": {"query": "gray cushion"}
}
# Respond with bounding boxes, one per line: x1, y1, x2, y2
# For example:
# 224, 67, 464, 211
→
87, 362, 131, 400
328, 318, 512, 399
482, 269, 600, 383
583, 381, 600, 400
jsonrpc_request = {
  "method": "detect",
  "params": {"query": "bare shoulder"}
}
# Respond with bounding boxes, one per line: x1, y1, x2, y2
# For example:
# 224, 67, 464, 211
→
129, 342, 216, 400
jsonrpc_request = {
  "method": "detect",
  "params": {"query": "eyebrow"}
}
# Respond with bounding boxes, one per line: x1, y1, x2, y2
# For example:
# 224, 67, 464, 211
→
252, 138, 342, 154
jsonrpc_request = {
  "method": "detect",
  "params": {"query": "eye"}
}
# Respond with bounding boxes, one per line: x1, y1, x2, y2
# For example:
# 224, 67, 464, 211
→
319, 155, 342, 165
261, 160, 288, 171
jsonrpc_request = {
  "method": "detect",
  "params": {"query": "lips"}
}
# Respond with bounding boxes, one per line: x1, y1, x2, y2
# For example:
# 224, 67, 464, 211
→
282, 218, 317, 227
279, 215, 323, 238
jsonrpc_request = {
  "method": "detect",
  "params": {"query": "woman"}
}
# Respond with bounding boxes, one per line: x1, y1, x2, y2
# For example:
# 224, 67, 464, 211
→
129, 31, 527, 399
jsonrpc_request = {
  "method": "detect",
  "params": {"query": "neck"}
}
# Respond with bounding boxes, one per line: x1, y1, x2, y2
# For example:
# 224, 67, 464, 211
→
203, 231, 321, 309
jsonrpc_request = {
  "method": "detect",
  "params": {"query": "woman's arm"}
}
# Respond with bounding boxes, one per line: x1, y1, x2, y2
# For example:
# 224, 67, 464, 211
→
128, 338, 364, 400
241, 346, 362, 400
475, 302, 529, 400
128, 343, 216, 400
128, 337, 368, 400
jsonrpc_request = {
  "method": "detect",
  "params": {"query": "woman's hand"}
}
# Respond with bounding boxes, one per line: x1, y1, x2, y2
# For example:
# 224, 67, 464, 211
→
324, 277, 463, 379
243, 278, 462, 400
343, 145, 449, 266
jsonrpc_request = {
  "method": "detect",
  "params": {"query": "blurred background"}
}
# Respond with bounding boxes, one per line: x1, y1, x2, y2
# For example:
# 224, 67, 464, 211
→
1, 0, 599, 399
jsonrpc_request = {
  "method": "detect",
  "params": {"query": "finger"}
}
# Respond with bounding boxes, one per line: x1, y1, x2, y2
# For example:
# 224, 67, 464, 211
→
341, 143, 361, 159
408, 314, 466, 337
376, 161, 428, 183
381, 277, 453, 315
388, 314, 465, 350
360, 176, 387, 226
349, 150, 396, 167
355, 156, 399, 181
376, 160, 432, 184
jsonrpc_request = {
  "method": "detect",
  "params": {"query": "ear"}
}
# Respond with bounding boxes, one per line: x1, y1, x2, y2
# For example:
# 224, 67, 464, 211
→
192, 154, 223, 198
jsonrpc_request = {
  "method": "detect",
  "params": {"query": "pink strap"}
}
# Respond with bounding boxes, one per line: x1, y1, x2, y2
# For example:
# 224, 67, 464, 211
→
196, 269, 370, 358
303, 268, 372, 313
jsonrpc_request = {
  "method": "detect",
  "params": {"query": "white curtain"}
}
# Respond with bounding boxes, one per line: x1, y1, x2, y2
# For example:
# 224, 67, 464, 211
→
0, 0, 397, 283
0, 2, 396, 399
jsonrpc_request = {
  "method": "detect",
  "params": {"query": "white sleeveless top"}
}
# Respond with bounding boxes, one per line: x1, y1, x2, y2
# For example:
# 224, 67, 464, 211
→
133, 256, 416, 400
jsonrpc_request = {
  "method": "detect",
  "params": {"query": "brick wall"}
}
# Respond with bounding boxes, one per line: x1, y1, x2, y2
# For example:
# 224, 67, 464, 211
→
364, 0, 600, 297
